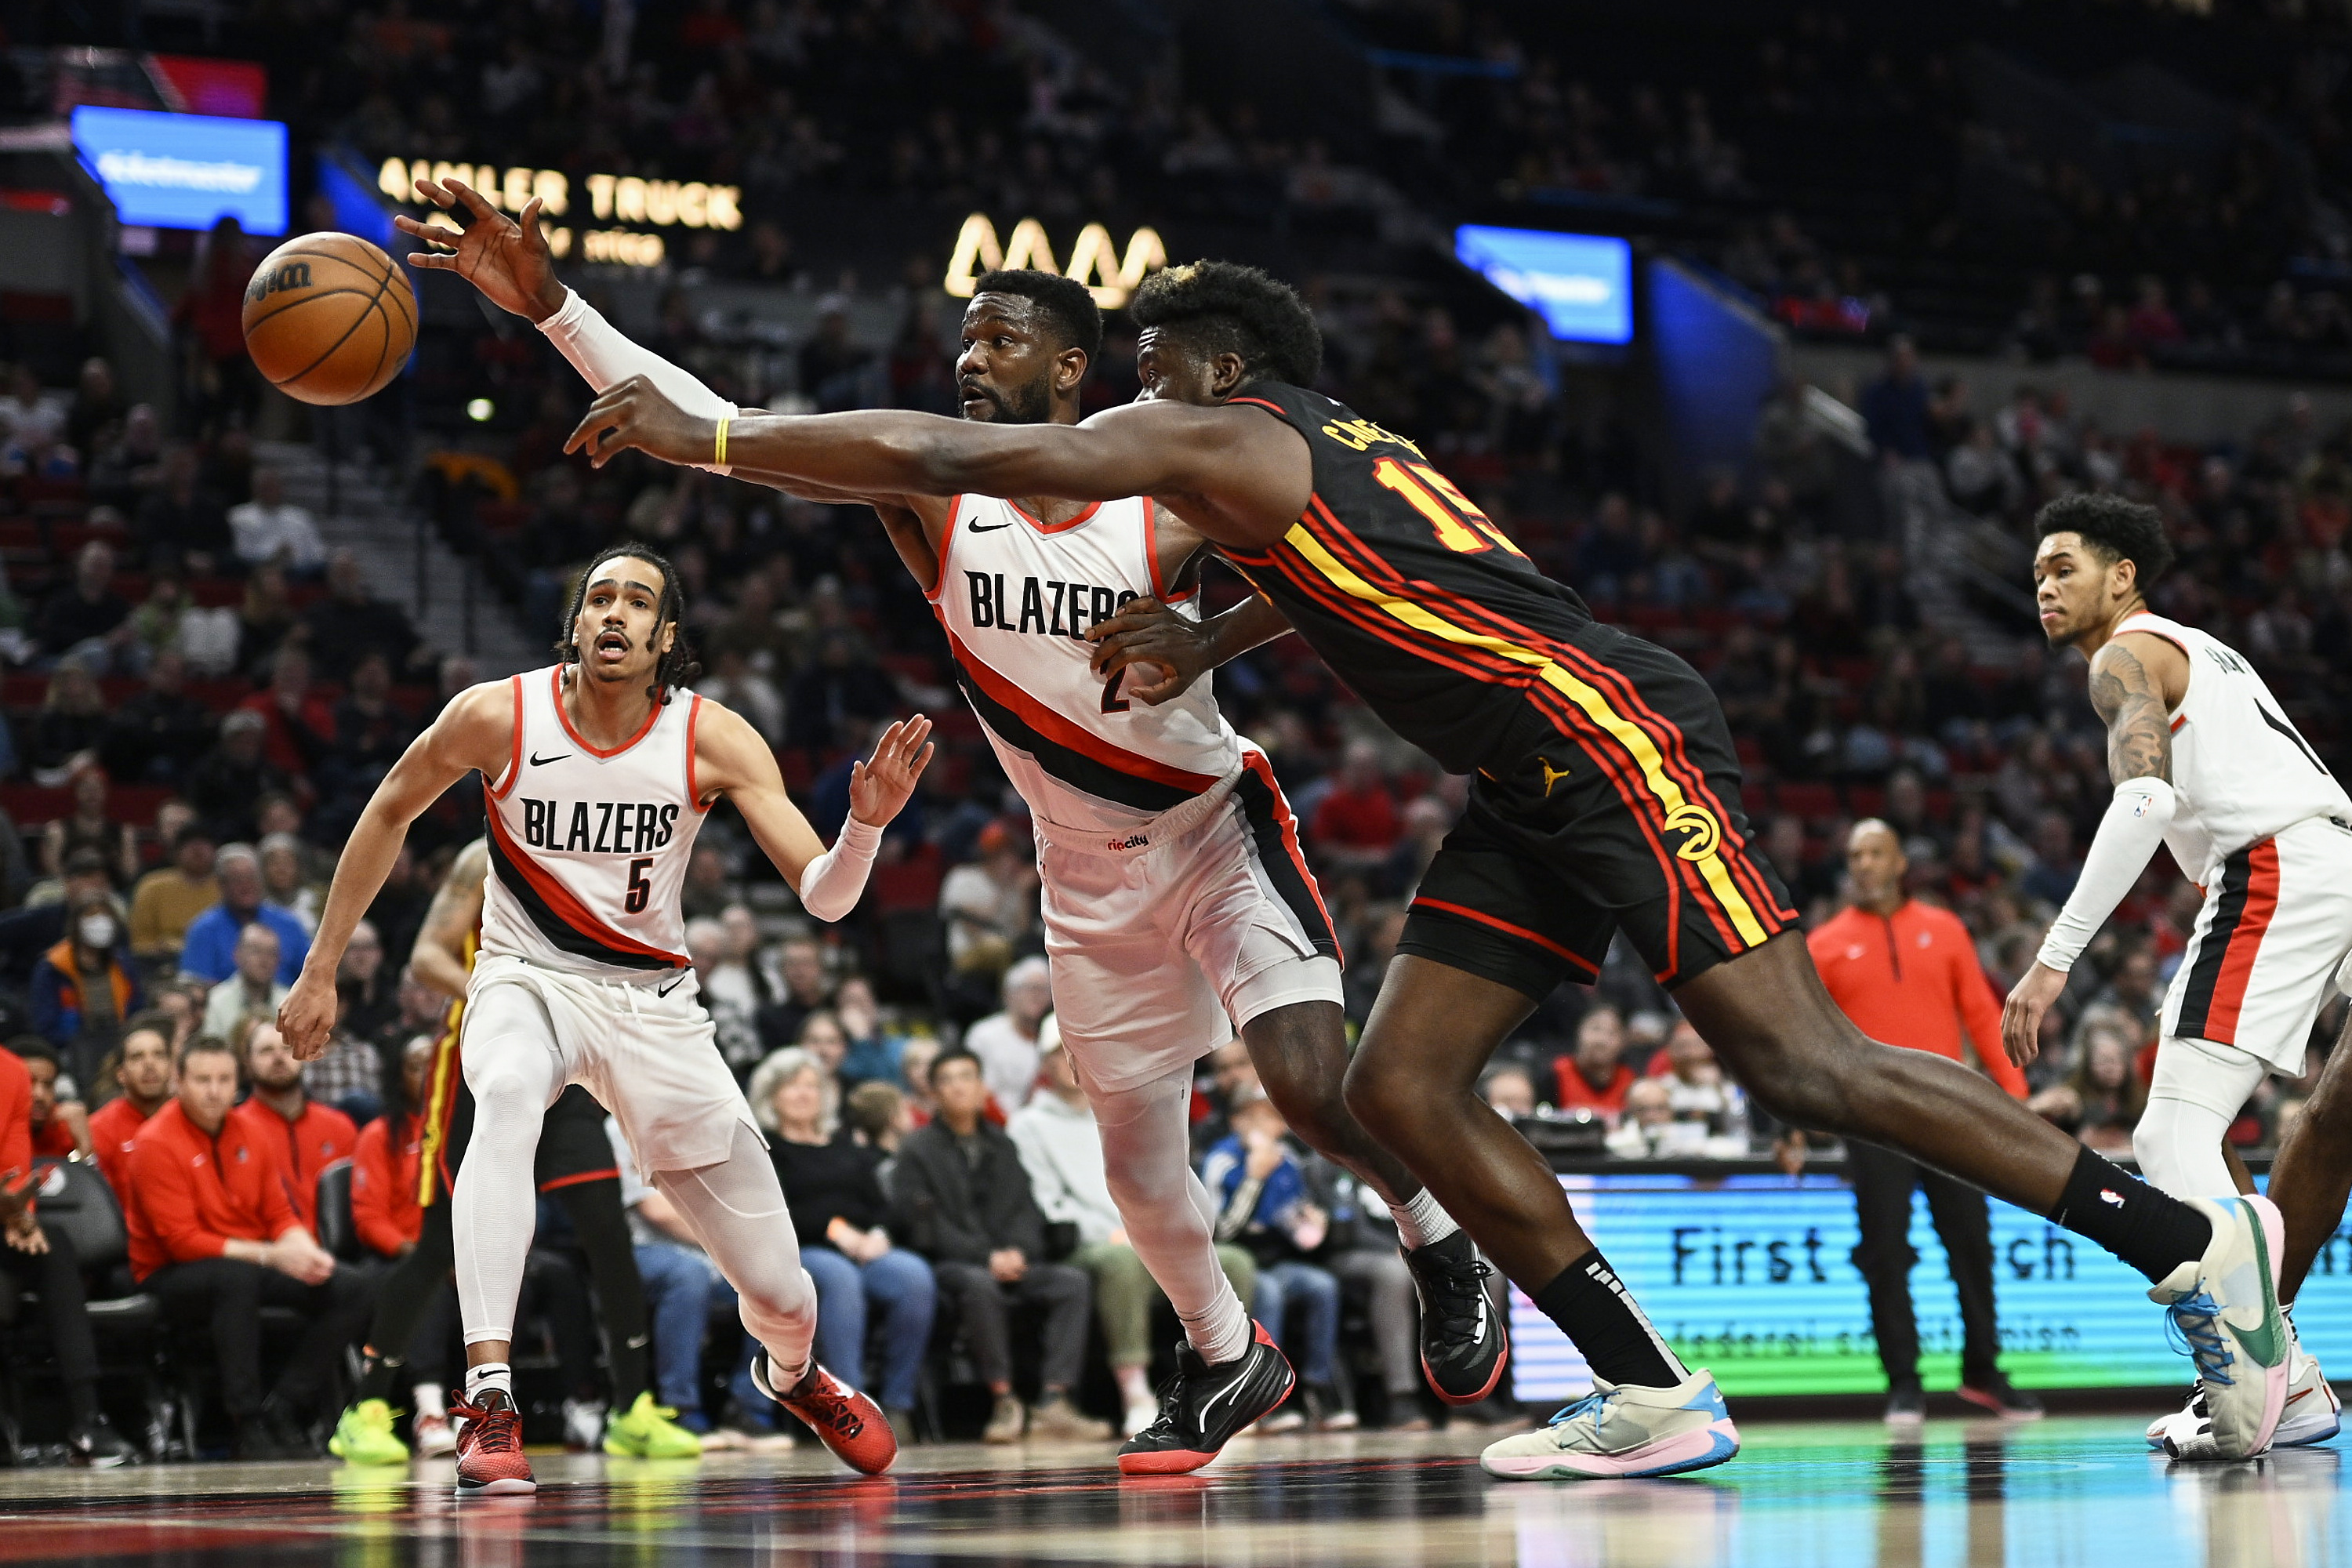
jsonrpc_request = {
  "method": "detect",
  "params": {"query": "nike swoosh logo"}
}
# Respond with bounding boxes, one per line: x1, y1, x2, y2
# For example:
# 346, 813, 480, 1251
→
529, 752, 571, 766
657, 976, 685, 998
967, 518, 1012, 532
2224, 1200, 2288, 1370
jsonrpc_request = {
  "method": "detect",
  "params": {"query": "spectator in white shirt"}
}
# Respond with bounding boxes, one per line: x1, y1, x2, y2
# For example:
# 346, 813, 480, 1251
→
963, 955, 1051, 1113
227, 467, 328, 576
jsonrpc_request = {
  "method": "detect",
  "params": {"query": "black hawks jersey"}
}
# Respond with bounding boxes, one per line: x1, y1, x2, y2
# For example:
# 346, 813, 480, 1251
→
1221, 382, 1597, 774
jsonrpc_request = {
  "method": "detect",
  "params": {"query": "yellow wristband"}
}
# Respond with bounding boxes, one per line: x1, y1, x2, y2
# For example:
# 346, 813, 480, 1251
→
713, 416, 729, 467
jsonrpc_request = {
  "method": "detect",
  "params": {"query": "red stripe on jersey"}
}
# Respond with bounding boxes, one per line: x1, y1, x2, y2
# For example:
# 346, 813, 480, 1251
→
1240, 749, 1337, 945
549, 666, 664, 759
937, 622, 1225, 793
686, 695, 711, 813
484, 803, 688, 966
927, 495, 964, 602
2205, 837, 2281, 1044
1410, 896, 1601, 978
1009, 499, 1103, 535
488, 675, 524, 800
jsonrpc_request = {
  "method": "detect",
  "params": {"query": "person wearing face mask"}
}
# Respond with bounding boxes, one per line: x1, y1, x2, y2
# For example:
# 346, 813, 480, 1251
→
30, 887, 143, 1091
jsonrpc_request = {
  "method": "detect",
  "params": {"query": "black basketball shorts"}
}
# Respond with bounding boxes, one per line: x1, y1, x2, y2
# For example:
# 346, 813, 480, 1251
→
1399, 625, 1798, 998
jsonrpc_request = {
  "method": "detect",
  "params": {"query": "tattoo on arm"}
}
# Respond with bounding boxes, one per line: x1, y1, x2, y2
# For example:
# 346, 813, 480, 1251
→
2088, 643, 2172, 783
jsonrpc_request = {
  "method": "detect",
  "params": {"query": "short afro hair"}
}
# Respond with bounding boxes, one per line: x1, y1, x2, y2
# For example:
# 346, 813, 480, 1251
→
1129, 260, 1323, 388
971, 269, 1103, 361
2034, 492, 2176, 590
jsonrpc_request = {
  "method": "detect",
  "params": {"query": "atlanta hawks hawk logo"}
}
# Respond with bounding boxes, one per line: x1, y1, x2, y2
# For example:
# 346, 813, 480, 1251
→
1663, 802, 1723, 862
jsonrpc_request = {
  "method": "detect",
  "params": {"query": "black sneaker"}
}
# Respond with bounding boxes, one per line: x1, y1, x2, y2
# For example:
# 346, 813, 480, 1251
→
1958, 1374, 2045, 1421
1885, 1381, 1926, 1426
1403, 1232, 1508, 1405
234, 1405, 318, 1461
67, 1413, 137, 1468
1117, 1319, 1294, 1475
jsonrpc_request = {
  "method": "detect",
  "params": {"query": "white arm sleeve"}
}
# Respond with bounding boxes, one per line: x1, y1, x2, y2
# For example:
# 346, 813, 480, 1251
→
2034, 777, 2177, 974
795, 815, 882, 924
535, 287, 739, 474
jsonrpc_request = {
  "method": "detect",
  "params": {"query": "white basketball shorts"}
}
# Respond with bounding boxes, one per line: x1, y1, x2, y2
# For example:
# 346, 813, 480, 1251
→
2161, 814, 2352, 1075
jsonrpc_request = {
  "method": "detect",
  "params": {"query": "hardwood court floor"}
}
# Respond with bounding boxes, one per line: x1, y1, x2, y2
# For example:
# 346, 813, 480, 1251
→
0, 1415, 2341, 1566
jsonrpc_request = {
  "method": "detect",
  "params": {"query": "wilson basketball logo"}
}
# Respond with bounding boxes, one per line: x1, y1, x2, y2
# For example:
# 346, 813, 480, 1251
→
245, 260, 313, 302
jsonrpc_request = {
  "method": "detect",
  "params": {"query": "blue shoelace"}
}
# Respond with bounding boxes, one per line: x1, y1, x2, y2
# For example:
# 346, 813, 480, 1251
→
1546, 1390, 1614, 1433
2165, 1292, 2237, 1388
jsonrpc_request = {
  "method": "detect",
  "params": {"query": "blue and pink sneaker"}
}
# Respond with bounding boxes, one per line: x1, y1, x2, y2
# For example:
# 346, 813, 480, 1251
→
1479, 1370, 1740, 1481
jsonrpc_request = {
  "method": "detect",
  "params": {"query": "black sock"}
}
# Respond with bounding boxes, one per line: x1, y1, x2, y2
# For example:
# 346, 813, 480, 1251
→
356, 1348, 401, 1405
2049, 1146, 2216, 1284
65, 1379, 99, 1430
1533, 1250, 1689, 1389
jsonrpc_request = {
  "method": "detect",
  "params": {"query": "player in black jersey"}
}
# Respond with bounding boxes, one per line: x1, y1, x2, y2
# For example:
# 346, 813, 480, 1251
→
566, 260, 2292, 1472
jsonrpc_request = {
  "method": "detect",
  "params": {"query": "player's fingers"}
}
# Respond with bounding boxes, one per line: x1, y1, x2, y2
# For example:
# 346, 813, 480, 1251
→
448, 177, 500, 222
520, 196, 545, 248
910, 741, 935, 775
412, 178, 454, 208
1131, 674, 1182, 706
405, 251, 460, 273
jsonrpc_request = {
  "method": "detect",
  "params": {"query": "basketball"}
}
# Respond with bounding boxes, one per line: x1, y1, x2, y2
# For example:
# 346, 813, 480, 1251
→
240, 232, 416, 406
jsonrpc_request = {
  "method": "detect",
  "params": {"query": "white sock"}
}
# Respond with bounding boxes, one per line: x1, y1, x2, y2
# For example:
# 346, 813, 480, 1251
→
1179, 1291, 1253, 1366
1389, 1187, 1460, 1250
464, 1362, 514, 1405
414, 1381, 447, 1420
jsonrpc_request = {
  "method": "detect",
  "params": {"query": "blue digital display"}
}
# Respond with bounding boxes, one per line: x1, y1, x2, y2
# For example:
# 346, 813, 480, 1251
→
1509, 1171, 2352, 1401
72, 106, 288, 234
1455, 224, 1634, 344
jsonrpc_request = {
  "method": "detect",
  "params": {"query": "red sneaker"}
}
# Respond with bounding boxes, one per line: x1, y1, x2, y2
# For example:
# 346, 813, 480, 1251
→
452, 1392, 536, 1495
754, 1352, 898, 1475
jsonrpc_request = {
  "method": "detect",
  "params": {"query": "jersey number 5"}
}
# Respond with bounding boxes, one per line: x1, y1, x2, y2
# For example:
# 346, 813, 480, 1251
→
1372, 457, 1525, 557
624, 857, 654, 913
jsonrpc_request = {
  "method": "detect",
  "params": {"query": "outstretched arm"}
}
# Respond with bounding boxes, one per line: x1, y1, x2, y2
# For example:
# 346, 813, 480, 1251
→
564, 377, 1308, 546
2002, 633, 2184, 1064
695, 702, 935, 920
279, 684, 514, 1057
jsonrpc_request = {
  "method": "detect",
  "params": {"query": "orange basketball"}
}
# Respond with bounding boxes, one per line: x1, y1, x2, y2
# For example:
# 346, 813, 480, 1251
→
241, 232, 417, 407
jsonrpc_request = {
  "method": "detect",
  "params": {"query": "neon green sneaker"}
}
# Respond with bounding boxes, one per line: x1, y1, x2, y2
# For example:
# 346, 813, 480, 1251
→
603, 1392, 705, 1459
328, 1399, 411, 1466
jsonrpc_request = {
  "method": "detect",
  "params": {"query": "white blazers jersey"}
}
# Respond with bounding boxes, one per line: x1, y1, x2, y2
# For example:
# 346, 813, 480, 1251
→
477, 665, 708, 978
927, 494, 1243, 832
2117, 611, 2351, 883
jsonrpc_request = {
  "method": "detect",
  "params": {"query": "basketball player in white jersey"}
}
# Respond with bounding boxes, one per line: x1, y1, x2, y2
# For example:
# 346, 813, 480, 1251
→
391, 176, 1504, 1473
2002, 492, 2352, 1458
278, 545, 934, 1494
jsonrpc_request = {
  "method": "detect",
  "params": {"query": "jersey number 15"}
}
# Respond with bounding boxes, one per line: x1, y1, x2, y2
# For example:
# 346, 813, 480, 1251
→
1372, 458, 1525, 557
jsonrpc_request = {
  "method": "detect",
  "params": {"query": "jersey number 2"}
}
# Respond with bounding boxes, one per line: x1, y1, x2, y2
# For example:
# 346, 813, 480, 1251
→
1372, 457, 1525, 557
1101, 669, 1130, 713
624, 857, 653, 913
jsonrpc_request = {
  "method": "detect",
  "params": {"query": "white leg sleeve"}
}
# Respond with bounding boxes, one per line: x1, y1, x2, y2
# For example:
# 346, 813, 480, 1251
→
651, 1121, 818, 1374
453, 989, 565, 1345
2135, 1035, 2270, 1199
1090, 1069, 1251, 1365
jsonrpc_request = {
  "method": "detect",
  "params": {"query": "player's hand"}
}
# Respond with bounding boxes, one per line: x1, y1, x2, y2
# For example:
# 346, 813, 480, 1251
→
565, 376, 716, 470
1772, 1133, 1808, 1178
275, 969, 339, 1062
2002, 962, 2068, 1067
397, 176, 567, 323
848, 715, 935, 827
1086, 597, 1209, 706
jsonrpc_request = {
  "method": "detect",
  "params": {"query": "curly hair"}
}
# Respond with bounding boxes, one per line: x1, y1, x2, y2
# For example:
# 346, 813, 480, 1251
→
972, 267, 1103, 360
554, 543, 702, 704
1128, 260, 1323, 388
2034, 492, 2176, 590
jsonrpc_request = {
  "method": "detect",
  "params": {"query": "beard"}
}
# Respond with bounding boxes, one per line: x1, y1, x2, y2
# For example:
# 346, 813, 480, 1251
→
962, 376, 1051, 426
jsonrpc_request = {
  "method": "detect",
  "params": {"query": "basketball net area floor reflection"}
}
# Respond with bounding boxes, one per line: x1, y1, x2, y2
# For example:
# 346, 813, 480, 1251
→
0, 1417, 2338, 1567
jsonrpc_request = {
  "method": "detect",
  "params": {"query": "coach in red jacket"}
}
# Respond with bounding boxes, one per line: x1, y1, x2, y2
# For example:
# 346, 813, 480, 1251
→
127, 1036, 372, 1460
1802, 820, 2040, 1426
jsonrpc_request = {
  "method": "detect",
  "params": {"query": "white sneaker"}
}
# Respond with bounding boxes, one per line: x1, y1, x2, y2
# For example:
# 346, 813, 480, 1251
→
562, 1397, 608, 1452
413, 1412, 458, 1458
2147, 1195, 2293, 1461
1480, 1369, 1740, 1481
2147, 1379, 2200, 1450
2164, 1345, 2341, 1458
